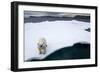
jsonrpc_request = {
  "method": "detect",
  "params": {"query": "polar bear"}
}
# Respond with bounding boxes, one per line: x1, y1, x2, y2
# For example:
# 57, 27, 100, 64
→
37, 38, 47, 54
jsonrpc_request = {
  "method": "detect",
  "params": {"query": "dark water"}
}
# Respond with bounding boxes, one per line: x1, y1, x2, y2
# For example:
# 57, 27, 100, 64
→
85, 28, 90, 32
24, 15, 90, 23
27, 43, 90, 62
44, 43, 90, 60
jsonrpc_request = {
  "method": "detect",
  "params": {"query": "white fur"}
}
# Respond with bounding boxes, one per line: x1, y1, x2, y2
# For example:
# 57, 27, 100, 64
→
37, 38, 47, 54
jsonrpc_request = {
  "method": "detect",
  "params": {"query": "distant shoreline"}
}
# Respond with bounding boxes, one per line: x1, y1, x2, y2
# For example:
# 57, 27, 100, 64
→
24, 15, 90, 23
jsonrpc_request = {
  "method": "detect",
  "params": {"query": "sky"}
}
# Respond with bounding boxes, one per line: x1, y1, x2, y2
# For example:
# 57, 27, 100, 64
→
24, 11, 90, 18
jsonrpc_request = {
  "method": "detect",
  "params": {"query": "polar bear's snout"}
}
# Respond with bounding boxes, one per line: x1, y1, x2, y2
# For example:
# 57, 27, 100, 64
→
37, 38, 47, 54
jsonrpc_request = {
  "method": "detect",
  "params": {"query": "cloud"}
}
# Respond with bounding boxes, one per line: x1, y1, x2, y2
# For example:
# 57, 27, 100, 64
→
24, 11, 90, 18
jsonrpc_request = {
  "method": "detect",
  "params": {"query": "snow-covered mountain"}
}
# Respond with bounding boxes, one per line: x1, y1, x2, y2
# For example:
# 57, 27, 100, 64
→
24, 20, 90, 61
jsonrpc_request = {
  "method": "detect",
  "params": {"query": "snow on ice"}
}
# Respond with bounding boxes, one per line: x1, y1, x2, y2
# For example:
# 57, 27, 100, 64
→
24, 20, 90, 61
